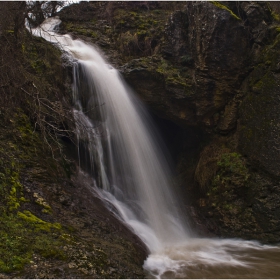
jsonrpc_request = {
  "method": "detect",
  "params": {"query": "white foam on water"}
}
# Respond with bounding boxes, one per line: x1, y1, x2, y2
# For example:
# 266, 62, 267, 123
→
144, 238, 280, 278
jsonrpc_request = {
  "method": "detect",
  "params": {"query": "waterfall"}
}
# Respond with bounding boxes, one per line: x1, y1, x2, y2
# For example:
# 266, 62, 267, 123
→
31, 17, 190, 252
31, 17, 280, 279
71, 47, 190, 250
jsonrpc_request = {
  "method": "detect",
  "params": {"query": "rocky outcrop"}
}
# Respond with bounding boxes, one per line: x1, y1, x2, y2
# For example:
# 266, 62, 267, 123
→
59, 1, 280, 242
119, 0, 254, 129
186, 2, 280, 241
58, 1, 280, 243
239, 40, 280, 178
185, 2, 250, 129
59, 2, 272, 130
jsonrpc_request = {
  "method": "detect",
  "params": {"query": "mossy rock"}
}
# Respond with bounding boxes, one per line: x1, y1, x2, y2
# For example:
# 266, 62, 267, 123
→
0, 23, 147, 278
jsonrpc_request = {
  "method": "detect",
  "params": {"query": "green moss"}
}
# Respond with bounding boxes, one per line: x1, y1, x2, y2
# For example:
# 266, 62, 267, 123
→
211, 1, 241, 20
110, 6, 174, 60
17, 210, 61, 232
252, 71, 276, 94
0, 213, 68, 273
136, 30, 147, 36
22, 35, 62, 79
19, 197, 29, 202
272, 12, 280, 22
4, 167, 23, 212
65, 23, 98, 38
207, 152, 249, 210
24, 43, 46, 74
156, 58, 190, 88
217, 152, 249, 178
204, 151, 262, 234
0, 109, 73, 274
0, 218, 32, 272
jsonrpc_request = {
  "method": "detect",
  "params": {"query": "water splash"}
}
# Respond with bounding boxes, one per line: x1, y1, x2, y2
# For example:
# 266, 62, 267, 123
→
144, 238, 280, 278
31, 17, 280, 278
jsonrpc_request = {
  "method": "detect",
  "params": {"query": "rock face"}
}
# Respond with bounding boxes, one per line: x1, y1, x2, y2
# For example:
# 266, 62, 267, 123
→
59, 1, 271, 131
185, 2, 250, 129
119, 0, 254, 129
2, 1, 280, 277
58, 1, 280, 243
185, 2, 280, 242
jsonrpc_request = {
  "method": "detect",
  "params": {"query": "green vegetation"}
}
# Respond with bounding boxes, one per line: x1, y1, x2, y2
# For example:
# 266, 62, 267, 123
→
0, 214, 66, 273
206, 152, 249, 213
125, 56, 192, 94
0, 105, 71, 274
65, 23, 98, 38
212, 152, 250, 190
272, 11, 280, 22
155, 57, 193, 93
217, 152, 249, 177
113, 7, 166, 59
113, 9, 167, 34
0, 131, 66, 273
7, 170, 22, 211
17, 210, 61, 231
210, 2, 241, 20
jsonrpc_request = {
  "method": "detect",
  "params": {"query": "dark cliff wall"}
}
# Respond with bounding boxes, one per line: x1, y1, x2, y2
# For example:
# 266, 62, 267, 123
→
1, 1, 280, 277
59, 1, 280, 243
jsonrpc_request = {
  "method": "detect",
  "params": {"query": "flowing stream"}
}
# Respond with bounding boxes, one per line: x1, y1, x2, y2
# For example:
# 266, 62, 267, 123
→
31, 18, 280, 278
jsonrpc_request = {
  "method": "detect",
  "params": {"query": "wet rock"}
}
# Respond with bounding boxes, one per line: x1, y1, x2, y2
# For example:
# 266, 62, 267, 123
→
238, 44, 280, 178
57, 1, 280, 243
216, 98, 240, 134
163, 10, 189, 60
240, 2, 272, 29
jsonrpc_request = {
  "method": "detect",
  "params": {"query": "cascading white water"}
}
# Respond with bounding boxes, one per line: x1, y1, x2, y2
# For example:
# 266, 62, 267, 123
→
71, 47, 190, 251
31, 17, 280, 279
31, 17, 190, 251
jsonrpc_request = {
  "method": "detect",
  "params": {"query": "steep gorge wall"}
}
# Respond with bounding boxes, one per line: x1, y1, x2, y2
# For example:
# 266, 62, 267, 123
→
1, 2, 280, 277
59, 1, 280, 242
